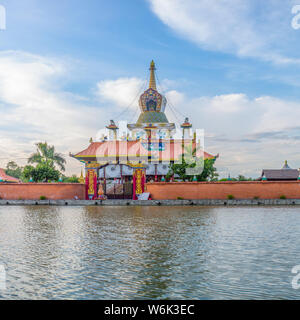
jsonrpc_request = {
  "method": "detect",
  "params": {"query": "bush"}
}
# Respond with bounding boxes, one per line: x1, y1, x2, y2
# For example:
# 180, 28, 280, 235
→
23, 163, 60, 182
63, 175, 80, 183
40, 196, 47, 200
227, 194, 235, 200
253, 196, 260, 200
279, 195, 286, 199
177, 197, 184, 200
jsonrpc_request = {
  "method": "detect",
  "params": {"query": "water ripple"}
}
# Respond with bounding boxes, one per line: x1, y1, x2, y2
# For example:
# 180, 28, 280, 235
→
0, 206, 299, 299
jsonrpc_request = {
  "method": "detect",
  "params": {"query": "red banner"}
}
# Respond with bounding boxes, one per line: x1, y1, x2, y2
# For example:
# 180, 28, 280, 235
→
133, 168, 145, 200
86, 170, 97, 200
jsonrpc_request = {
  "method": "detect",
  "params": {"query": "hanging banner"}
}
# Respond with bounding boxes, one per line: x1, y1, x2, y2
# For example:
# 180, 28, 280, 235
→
133, 168, 145, 200
86, 170, 97, 200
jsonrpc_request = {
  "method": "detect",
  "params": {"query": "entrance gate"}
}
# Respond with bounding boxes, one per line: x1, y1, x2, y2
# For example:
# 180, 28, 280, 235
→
101, 181, 133, 199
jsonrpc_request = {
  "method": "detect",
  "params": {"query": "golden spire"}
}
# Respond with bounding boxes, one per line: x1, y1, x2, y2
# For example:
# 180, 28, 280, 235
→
149, 60, 157, 90
79, 169, 85, 184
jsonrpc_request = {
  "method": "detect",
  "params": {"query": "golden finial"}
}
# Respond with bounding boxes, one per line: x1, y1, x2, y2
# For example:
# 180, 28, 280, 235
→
79, 169, 85, 184
149, 60, 157, 90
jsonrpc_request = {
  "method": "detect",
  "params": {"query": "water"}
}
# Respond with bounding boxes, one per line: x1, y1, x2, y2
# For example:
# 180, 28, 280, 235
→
0, 205, 299, 300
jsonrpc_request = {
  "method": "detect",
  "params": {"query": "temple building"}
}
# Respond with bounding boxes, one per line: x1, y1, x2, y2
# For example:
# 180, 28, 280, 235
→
260, 160, 299, 181
71, 61, 218, 199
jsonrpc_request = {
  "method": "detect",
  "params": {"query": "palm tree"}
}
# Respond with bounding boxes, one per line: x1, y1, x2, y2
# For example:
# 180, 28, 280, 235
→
28, 142, 66, 172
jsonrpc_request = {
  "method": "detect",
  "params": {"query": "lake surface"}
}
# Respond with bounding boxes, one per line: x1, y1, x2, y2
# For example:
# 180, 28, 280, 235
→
0, 205, 299, 300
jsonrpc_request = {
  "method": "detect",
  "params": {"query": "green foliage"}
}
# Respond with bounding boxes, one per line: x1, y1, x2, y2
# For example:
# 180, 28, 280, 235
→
237, 175, 253, 181
177, 197, 184, 200
5, 161, 23, 179
4, 143, 66, 183
22, 165, 35, 182
253, 196, 260, 200
40, 196, 47, 200
62, 175, 80, 183
23, 163, 60, 182
167, 156, 218, 182
19, 141, 66, 182
28, 142, 66, 172
279, 195, 286, 199
227, 194, 235, 200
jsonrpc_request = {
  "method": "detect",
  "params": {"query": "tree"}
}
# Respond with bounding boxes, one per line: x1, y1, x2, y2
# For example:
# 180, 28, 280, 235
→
23, 163, 60, 182
62, 175, 80, 183
5, 161, 23, 179
167, 144, 218, 182
28, 142, 66, 172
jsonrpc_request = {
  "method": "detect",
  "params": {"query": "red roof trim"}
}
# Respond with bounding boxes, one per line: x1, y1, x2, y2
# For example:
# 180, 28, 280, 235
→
0, 169, 20, 183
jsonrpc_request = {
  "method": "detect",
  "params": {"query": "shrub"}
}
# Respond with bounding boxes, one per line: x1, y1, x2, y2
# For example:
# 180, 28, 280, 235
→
63, 175, 80, 183
253, 196, 260, 200
40, 196, 47, 200
177, 197, 184, 200
279, 195, 286, 199
227, 194, 235, 200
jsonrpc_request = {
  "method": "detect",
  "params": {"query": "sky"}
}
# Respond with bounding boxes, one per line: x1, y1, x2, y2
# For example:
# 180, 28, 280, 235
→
1, 0, 300, 178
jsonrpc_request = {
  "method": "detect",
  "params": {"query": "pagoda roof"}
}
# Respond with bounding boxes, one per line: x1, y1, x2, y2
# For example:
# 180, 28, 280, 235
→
0, 168, 20, 183
72, 139, 217, 163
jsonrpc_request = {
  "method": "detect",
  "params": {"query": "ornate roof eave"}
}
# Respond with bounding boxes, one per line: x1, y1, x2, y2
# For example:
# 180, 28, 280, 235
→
181, 123, 192, 129
127, 123, 176, 130
71, 140, 217, 157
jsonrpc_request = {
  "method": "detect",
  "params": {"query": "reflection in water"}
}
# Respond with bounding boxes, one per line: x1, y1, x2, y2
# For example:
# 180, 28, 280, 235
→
0, 206, 299, 299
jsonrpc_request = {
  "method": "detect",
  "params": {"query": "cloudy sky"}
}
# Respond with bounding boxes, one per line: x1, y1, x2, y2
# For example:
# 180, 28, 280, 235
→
1, 0, 300, 178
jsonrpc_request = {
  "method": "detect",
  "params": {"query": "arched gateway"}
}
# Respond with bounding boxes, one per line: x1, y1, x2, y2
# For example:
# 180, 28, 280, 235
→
70, 61, 218, 200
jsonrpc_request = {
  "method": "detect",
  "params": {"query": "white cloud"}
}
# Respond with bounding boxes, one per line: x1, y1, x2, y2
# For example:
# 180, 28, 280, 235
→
165, 90, 185, 106
0, 51, 107, 174
167, 90, 300, 177
254, 96, 300, 132
203, 94, 249, 113
96, 77, 145, 108
149, 0, 300, 64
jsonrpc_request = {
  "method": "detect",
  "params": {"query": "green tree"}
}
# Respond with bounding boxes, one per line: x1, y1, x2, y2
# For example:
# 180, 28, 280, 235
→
167, 144, 218, 182
237, 175, 252, 181
5, 161, 23, 179
62, 175, 80, 183
28, 142, 66, 172
23, 163, 60, 182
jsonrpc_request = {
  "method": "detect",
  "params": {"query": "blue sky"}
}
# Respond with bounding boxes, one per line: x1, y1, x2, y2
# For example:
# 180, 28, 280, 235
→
1, 0, 300, 177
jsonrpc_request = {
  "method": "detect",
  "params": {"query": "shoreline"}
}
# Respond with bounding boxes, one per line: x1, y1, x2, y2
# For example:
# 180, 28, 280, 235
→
1, 199, 300, 206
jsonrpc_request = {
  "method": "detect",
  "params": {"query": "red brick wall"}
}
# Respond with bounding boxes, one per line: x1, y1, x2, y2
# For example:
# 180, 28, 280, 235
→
146, 181, 300, 200
0, 183, 86, 200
